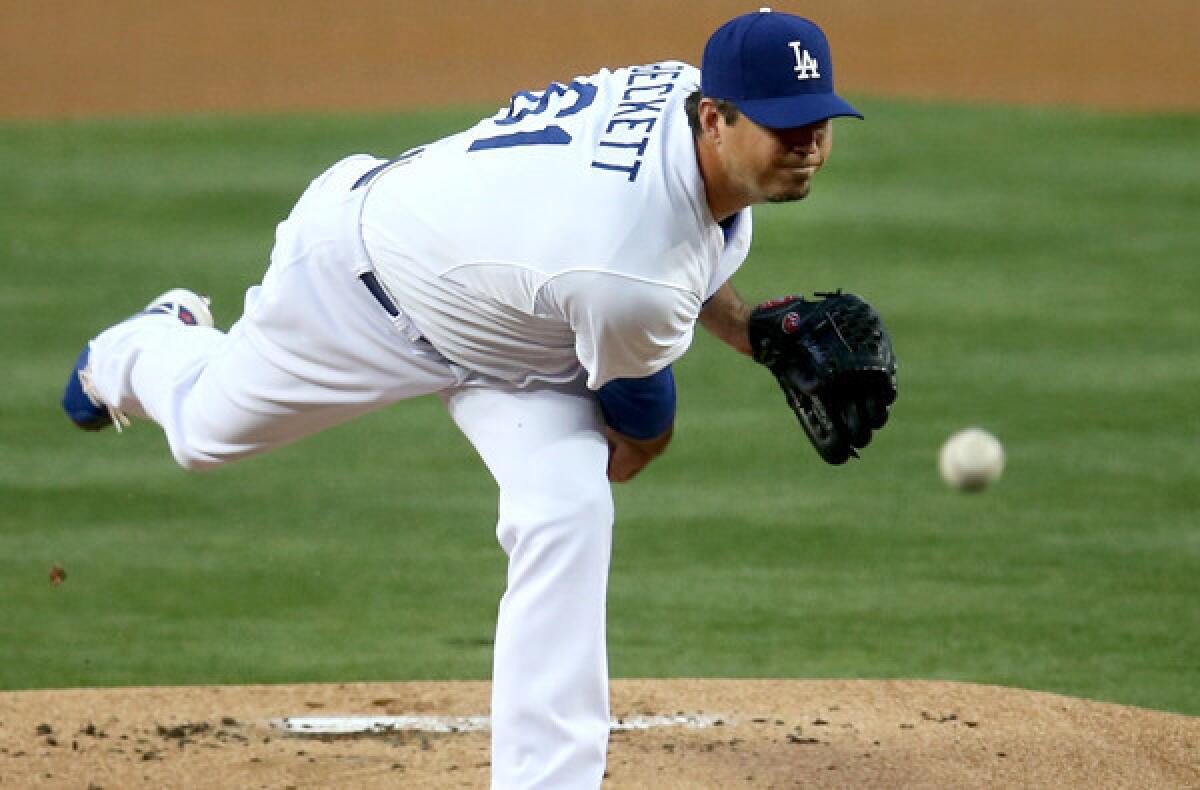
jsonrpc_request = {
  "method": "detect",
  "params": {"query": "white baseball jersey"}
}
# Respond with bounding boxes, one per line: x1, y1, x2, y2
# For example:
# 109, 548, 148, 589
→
359, 61, 752, 390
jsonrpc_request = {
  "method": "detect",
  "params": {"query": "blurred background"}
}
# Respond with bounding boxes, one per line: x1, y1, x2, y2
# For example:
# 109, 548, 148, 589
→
3, 0, 1198, 118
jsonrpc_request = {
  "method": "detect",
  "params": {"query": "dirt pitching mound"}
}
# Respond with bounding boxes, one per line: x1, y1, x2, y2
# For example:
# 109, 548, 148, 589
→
2, 679, 1196, 788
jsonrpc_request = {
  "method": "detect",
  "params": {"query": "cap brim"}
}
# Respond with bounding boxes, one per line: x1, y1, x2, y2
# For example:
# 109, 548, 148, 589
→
736, 93, 863, 129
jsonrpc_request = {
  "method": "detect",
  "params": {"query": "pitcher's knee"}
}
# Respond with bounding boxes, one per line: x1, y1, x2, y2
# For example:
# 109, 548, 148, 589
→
169, 443, 226, 473
164, 402, 280, 472
165, 424, 256, 472
565, 478, 615, 531
498, 478, 614, 556
542, 478, 614, 536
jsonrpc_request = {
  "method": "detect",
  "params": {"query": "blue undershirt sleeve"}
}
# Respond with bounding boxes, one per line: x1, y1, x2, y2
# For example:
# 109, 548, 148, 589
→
595, 366, 676, 440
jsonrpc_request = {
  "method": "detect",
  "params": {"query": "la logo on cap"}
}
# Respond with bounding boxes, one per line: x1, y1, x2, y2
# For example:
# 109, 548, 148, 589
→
789, 42, 821, 80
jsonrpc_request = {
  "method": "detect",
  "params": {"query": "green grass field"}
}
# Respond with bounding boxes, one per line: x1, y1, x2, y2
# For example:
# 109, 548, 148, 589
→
2, 99, 1197, 717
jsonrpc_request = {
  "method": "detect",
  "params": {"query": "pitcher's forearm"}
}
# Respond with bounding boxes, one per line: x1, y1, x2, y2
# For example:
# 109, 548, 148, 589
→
606, 425, 673, 483
699, 282, 753, 356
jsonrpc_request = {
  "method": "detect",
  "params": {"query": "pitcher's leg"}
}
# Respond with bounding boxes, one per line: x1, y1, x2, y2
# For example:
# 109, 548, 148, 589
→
76, 155, 462, 470
86, 273, 459, 470
445, 381, 612, 790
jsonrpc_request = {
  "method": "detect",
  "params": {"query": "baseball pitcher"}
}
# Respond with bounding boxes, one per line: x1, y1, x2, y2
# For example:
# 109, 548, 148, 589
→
62, 10, 895, 788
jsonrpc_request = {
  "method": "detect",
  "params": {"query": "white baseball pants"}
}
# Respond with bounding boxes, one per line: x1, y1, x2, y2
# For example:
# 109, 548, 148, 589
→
86, 156, 613, 789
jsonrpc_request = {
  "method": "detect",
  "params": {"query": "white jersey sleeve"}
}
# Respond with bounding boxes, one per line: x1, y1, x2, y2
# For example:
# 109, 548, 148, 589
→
536, 272, 700, 389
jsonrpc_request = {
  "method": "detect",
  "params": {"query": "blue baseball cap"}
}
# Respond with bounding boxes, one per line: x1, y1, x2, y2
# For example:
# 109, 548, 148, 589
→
701, 8, 863, 129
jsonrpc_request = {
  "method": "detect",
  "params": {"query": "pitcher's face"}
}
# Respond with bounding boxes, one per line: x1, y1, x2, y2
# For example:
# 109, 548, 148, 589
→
719, 115, 834, 204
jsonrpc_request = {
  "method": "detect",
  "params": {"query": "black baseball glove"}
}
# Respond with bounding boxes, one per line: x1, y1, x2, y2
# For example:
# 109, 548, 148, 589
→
748, 291, 897, 465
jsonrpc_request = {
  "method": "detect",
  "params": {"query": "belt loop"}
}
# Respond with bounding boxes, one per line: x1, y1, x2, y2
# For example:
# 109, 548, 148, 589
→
359, 271, 424, 343
359, 271, 400, 318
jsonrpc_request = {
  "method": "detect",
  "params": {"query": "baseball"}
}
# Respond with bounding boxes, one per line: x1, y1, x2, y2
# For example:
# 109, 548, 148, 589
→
938, 428, 1005, 491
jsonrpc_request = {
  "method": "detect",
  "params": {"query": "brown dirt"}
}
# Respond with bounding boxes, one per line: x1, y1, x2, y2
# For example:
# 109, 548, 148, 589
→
2, 679, 1197, 788
2, 0, 1198, 118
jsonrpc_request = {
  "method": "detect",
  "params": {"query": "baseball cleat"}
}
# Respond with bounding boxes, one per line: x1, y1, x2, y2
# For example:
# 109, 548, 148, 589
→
61, 289, 213, 432
137, 288, 214, 328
